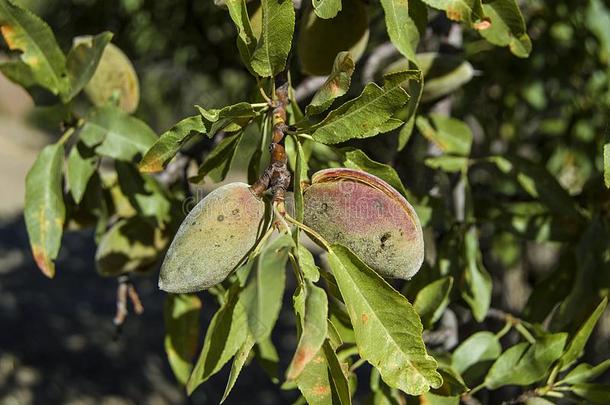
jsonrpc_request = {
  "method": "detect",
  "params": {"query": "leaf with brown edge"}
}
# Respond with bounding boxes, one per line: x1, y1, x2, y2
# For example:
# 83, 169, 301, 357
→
139, 115, 206, 173
0, 0, 69, 96
25, 142, 66, 278
305, 51, 354, 116
286, 279, 328, 380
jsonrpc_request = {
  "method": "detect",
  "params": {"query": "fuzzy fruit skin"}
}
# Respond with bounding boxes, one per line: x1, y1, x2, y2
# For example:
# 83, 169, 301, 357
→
159, 182, 266, 293
303, 168, 424, 279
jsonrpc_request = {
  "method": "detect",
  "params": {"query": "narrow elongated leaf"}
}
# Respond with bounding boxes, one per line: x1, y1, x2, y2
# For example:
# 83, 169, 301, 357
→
65, 32, 113, 101
414, 276, 453, 328
225, 0, 257, 73
164, 294, 201, 385
323, 341, 351, 405
190, 132, 243, 183
0, 0, 68, 95
479, 0, 532, 58
327, 245, 442, 395
425, 156, 469, 172
452, 331, 501, 386
250, 0, 295, 77
306, 51, 354, 116
293, 137, 308, 222
187, 285, 248, 394
570, 383, 610, 404
559, 297, 608, 370
313, 0, 342, 19
298, 245, 320, 282
560, 359, 610, 385
24, 142, 65, 278
311, 70, 416, 144
196, 102, 257, 137
287, 280, 328, 380
139, 115, 206, 173
461, 227, 492, 322
416, 114, 473, 156
380, 0, 421, 61
240, 234, 293, 341
66, 141, 98, 203
484, 333, 567, 389
80, 106, 157, 161
221, 334, 255, 403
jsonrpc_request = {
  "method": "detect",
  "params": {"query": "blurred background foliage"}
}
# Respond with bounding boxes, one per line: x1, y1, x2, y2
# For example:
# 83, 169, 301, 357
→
1, 0, 609, 403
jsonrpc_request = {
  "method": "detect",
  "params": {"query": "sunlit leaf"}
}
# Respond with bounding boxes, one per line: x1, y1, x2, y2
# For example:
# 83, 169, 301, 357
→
164, 294, 201, 385
413, 276, 453, 329
560, 359, 610, 385
24, 142, 65, 278
66, 141, 98, 204
479, 0, 532, 58
327, 245, 442, 395
342, 148, 409, 197
221, 334, 255, 403
452, 331, 501, 386
484, 333, 567, 389
421, 0, 486, 26
313, 0, 342, 19
0, 0, 68, 96
250, 0, 295, 77
187, 285, 248, 394
225, 0, 257, 74
380, 0, 421, 61
65, 32, 113, 101
461, 227, 492, 322
416, 114, 473, 156
139, 115, 206, 173
425, 156, 469, 172
311, 70, 416, 144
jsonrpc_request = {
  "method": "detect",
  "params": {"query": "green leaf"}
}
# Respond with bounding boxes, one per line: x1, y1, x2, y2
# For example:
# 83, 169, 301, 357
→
416, 114, 473, 156
604, 143, 610, 188
196, 102, 257, 137
479, 0, 532, 58
559, 297, 608, 370
83, 42, 140, 113
305, 51, 354, 116
250, 0, 295, 77
414, 276, 453, 329
298, 0, 369, 75
452, 331, 501, 386
323, 341, 351, 405
327, 245, 442, 395
225, 0, 257, 74
0, 0, 68, 96
312, 0, 342, 19
65, 32, 113, 101
287, 280, 328, 380
66, 141, 98, 204
221, 334, 255, 403
380, 0, 421, 61
570, 383, 610, 404
80, 106, 157, 162
256, 337, 281, 383
342, 148, 409, 197
293, 137, 308, 222
240, 234, 293, 341
298, 244, 320, 282
433, 365, 468, 396
164, 294, 201, 385
488, 155, 580, 218
190, 132, 243, 183
484, 333, 568, 389
311, 70, 416, 144
0, 59, 36, 87
24, 142, 65, 278
425, 156, 469, 172
139, 115, 206, 173
560, 359, 610, 385
187, 285, 248, 395
461, 227, 492, 322
296, 346, 333, 404
421, 0, 486, 25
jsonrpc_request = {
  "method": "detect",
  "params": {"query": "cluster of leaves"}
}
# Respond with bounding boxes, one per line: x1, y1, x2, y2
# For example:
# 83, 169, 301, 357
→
2, 0, 610, 403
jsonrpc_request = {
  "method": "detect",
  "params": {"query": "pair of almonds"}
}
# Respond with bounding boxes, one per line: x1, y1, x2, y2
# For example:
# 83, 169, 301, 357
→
159, 168, 424, 293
